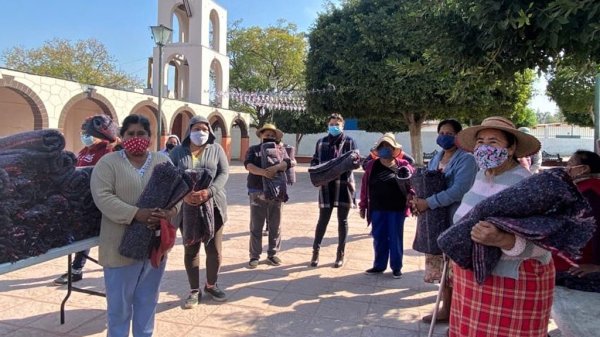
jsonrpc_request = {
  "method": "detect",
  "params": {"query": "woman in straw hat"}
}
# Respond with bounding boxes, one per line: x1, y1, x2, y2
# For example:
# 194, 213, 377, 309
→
359, 133, 413, 279
447, 116, 553, 337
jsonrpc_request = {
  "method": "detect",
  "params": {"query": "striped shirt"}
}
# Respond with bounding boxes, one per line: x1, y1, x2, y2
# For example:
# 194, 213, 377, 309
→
453, 165, 551, 279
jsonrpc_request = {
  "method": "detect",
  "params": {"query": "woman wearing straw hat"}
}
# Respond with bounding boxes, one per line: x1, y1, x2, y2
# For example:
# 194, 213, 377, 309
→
359, 133, 413, 279
447, 116, 553, 337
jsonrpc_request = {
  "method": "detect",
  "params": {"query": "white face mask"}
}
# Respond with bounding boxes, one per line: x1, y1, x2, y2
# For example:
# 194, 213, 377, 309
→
190, 130, 209, 146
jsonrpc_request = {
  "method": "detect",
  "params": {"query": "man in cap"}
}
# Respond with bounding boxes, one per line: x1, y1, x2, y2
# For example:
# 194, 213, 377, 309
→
244, 123, 293, 268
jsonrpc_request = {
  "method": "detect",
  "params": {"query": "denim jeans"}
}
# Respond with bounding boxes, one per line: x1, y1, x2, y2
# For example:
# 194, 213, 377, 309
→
104, 258, 166, 337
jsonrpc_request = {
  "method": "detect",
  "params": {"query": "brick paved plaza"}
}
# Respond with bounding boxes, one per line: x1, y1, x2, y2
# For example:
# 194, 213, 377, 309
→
0, 163, 559, 337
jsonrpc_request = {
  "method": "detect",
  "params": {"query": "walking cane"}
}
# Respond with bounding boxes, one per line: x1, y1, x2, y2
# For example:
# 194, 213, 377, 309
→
427, 254, 450, 337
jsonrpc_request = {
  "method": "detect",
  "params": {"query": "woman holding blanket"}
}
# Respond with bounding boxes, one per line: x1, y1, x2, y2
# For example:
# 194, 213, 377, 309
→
91, 114, 178, 337
446, 116, 552, 337
169, 115, 229, 308
359, 133, 413, 279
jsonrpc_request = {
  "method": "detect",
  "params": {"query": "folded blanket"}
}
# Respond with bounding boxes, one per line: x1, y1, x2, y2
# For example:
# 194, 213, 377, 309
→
0, 168, 10, 196
119, 162, 192, 260
84, 115, 118, 142
0, 129, 65, 153
309, 150, 361, 187
182, 168, 214, 246
60, 167, 93, 201
411, 168, 448, 255
261, 142, 288, 202
438, 168, 596, 284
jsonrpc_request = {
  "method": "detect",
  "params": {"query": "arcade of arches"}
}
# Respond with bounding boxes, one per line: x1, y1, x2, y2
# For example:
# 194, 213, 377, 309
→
0, 69, 250, 161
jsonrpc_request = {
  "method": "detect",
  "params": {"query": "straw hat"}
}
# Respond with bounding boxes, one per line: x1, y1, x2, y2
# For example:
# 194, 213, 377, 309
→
256, 123, 284, 139
456, 116, 541, 158
371, 133, 403, 158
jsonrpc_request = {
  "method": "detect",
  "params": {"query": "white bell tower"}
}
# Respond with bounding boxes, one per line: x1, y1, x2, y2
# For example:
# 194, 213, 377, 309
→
151, 0, 229, 108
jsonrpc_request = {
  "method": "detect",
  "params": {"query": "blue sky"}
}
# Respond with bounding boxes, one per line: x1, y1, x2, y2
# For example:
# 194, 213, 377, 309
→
0, 0, 557, 114
0, 0, 334, 80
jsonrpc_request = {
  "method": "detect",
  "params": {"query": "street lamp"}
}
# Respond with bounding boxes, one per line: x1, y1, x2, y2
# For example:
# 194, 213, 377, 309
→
150, 24, 173, 151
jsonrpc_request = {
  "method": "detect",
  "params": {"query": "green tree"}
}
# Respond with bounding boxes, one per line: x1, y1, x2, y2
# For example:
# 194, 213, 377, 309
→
547, 58, 598, 127
228, 20, 307, 127
430, 1, 600, 76
273, 109, 324, 149
306, 0, 535, 163
2, 38, 141, 89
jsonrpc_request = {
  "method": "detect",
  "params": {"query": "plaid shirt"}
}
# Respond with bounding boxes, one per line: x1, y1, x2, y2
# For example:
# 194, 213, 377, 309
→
311, 133, 358, 208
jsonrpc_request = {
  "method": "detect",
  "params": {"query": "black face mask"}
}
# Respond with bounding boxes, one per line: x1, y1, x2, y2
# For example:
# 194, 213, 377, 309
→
262, 138, 276, 143
166, 143, 175, 151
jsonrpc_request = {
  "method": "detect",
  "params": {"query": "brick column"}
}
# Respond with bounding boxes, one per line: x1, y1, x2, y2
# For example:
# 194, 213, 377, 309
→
221, 136, 232, 161
240, 136, 249, 161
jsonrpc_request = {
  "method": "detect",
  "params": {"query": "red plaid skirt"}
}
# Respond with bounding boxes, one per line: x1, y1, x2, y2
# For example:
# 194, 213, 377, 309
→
449, 259, 555, 337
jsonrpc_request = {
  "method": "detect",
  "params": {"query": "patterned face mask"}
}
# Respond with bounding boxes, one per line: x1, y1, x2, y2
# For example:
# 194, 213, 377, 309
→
122, 137, 150, 156
474, 144, 509, 170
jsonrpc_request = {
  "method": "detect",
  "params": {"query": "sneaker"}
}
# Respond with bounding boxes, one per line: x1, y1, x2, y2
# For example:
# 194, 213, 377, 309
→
364, 268, 385, 275
53, 272, 82, 285
183, 291, 200, 309
266, 256, 281, 266
392, 270, 403, 279
248, 258, 259, 269
204, 285, 227, 302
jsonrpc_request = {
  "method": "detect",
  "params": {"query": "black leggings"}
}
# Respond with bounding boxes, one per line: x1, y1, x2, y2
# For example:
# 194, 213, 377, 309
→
312, 206, 349, 254
184, 211, 223, 289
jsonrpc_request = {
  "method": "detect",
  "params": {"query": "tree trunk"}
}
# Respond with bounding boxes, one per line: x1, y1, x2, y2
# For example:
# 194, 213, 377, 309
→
295, 133, 303, 150
405, 112, 425, 166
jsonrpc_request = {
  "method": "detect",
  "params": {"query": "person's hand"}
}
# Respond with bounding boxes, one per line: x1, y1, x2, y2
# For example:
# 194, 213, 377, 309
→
263, 167, 277, 179
184, 193, 199, 206
471, 221, 515, 249
152, 208, 176, 219
196, 189, 211, 203
135, 208, 161, 229
359, 208, 366, 219
569, 264, 600, 278
414, 198, 429, 213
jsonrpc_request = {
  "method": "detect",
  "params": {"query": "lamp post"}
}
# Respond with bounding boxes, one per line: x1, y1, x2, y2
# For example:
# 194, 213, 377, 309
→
150, 24, 173, 151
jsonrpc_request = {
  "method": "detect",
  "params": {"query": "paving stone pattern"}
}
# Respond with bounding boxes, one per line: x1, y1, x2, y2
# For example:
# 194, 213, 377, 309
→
0, 163, 561, 337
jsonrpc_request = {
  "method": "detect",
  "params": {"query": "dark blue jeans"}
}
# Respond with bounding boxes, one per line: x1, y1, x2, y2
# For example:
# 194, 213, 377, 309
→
370, 210, 405, 272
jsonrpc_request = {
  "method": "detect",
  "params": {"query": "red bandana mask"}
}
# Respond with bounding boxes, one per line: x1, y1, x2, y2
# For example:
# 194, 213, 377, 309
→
122, 137, 150, 156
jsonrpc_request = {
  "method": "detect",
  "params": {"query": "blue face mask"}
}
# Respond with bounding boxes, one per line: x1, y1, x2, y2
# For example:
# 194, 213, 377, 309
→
377, 147, 393, 159
80, 134, 95, 147
436, 134, 455, 150
328, 125, 342, 137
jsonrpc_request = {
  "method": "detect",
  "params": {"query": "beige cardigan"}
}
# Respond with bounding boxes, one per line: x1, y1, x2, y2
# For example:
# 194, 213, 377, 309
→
90, 151, 174, 268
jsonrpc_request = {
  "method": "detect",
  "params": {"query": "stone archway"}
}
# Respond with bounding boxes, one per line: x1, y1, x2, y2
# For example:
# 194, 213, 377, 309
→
208, 111, 230, 159
58, 91, 118, 152
0, 76, 48, 136
171, 107, 195, 141
130, 99, 167, 151
231, 115, 249, 161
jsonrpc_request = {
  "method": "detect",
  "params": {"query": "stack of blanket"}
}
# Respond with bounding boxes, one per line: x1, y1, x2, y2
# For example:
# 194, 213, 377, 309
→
308, 150, 361, 187
0, 130, 102, 264
182, 168, 214, 246
119, 162, 192, 260
410, 168, 448, 255
261, 142, 289, 202
438, 168, 596, 284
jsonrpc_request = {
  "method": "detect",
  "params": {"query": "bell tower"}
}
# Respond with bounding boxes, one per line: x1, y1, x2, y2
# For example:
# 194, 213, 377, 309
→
151, 0, 229, 108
